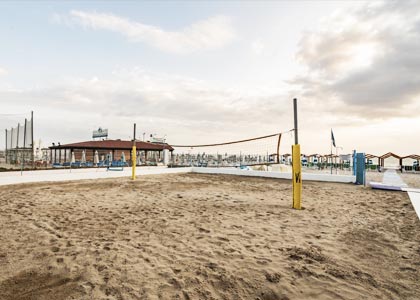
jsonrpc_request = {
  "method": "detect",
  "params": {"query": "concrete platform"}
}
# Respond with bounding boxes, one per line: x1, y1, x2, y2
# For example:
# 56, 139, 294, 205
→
0, 166, 357, 186
407, 191, 420, 221
369, 169, 407, 191
0, 167, 191, 186
191, 167, 356, 183
370, 182, 404, 191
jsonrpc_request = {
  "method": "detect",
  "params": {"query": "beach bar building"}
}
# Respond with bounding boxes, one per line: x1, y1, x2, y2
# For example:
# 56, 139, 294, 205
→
48, 140, 173, 166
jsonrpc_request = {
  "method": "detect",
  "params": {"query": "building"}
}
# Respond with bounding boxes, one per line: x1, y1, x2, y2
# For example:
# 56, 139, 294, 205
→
48, 139, 173, 166
0, 150, 5, 163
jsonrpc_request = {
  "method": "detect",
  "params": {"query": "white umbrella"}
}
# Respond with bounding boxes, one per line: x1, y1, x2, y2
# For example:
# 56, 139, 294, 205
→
94, 150, 99, 165
81, 150, 86, 164
109, 152, 113, 162
71, 152, 75, 163
121, 152, 126, 163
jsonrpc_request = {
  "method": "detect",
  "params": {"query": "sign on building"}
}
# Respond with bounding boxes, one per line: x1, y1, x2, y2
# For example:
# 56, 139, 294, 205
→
93, 127, 108, 139
151, 137, 166, 144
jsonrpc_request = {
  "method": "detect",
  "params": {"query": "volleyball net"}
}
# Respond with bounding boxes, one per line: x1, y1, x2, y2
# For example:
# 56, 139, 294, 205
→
169, 131, 291, 168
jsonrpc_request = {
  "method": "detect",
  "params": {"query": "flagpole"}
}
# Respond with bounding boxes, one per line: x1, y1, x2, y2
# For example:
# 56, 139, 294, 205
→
330, 129, 333, 175
336, 146, 338, 174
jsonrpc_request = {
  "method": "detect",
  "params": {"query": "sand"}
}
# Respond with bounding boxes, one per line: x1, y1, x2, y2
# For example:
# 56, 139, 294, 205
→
0, 173, 419, 300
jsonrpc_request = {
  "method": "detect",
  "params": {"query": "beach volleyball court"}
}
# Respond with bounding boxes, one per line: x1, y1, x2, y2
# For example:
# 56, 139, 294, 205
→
0, 173, 419, 299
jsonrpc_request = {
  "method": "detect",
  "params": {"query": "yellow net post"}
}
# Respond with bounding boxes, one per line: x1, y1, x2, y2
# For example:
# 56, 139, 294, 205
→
292, 98, 302, 209
292, 144, 302, 209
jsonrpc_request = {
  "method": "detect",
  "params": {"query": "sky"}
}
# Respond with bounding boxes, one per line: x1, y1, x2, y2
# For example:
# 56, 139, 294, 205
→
1, 0, 420, 156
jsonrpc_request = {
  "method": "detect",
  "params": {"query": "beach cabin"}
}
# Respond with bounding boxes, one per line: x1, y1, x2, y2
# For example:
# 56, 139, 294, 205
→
365, 154, 380, 171
379, 152, 402, 170
279, 155, 286, 164
301, 155, 308, 166
323, 154, 335, 165
401, 154, 420, 172
283, 154, 292, 165
307, 154, 320, 166
339, 154, 352, 169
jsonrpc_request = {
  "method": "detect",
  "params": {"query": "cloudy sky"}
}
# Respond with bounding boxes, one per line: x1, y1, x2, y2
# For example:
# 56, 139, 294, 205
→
1, 1, 419, 155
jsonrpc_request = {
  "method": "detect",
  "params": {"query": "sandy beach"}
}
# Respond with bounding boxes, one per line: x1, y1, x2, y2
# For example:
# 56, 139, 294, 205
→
0, 173, 419, 300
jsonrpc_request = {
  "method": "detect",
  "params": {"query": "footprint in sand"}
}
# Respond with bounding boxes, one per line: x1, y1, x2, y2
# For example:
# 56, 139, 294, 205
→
51, 246, 60, 253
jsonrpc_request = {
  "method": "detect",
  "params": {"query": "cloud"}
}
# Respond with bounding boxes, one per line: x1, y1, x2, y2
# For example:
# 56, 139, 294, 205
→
251, 40, 265, 55
56, 10, 235, 54
292, 1, 420, 119
0, 67, 7, 76
0, 68, 291, 148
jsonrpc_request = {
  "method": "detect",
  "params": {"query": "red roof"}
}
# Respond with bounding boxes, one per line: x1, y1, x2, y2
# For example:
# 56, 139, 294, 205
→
49, 140, 173, 151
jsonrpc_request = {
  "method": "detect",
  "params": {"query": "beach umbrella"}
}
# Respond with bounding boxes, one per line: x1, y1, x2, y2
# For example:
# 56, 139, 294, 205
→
81, 150, 86, 164
121, 152, 126, 163
71, 152, 75, 163
94, 150, 99, 165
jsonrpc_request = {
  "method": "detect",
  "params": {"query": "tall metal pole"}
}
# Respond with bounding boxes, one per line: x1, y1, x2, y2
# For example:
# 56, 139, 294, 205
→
330, 133, 333, 174
31, 111, 34, 169
132, 123, 137, 180
11, 127, 14, 164
293, 98, 298, 144
336, 146, 338, 174
292, 98, 302, 209
5, 129, 7, 164
16, 123, 20, 165
23, 118, 27, 174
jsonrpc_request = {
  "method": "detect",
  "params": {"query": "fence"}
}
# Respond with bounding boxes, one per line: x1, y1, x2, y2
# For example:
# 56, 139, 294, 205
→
4, 112, 34, 167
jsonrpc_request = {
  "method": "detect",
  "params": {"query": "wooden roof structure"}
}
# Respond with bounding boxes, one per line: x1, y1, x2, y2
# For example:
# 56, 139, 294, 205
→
49, 140, 173, 151
380, 152, 401, 159
366, 153, 420, 160
307, 153, 321, 158
401, 154, 420, 160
